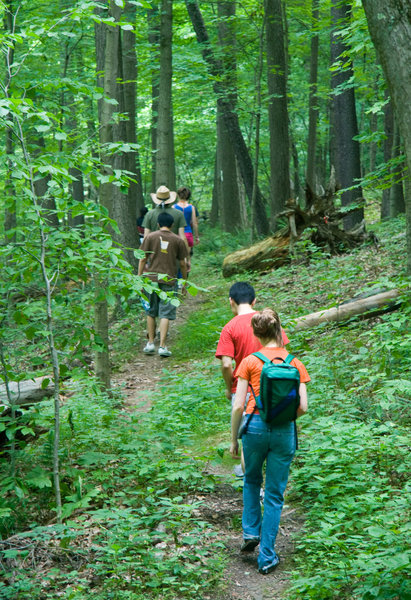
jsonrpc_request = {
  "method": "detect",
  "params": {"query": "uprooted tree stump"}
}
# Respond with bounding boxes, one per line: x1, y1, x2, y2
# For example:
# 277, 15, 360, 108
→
222, 184, 378, 277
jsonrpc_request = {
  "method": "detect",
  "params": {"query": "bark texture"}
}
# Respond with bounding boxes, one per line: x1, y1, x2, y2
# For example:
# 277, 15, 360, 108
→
361, 0, 411, 274
292, 290, 401, 331
156, 0, 175, 189
215, 0, 242, 232
330, 0, 364, 230
265, 0, 291, 229
306, 0, 320, 194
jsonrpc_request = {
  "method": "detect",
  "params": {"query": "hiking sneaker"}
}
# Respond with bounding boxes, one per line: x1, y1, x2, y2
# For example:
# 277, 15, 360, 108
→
240, 538, 260, 553
158, 346, 172, 357
233, 464, 244, 478
143, 342, 155, 354
258, 555, 280, 575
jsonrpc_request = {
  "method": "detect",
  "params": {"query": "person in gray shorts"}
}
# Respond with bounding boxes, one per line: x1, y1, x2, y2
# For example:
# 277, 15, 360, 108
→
138, 212, 188, 357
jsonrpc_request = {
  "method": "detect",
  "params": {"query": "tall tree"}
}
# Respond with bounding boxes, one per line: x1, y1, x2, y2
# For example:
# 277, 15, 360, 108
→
389, 122, 405, 218
361, 0, 411, 273
94, 1, 120, 391
306, 0, 320, 194
122, 0, 144, 213
185, 0, 269, 235
381, 94, 393, 220
148, 5, 160, 193
156, 0, 175, 189
214, 0, 241, 233
330, 0, 364, 230
265, 0, 291, 230
3, 0, 16, 242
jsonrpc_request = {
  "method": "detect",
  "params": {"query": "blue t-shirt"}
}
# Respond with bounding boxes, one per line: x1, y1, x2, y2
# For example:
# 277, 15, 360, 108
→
175, 204, 193, 233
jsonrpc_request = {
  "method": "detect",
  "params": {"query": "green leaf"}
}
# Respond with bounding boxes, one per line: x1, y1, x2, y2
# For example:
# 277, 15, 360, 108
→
41, 378, 50, 389
26, 467, 52, 489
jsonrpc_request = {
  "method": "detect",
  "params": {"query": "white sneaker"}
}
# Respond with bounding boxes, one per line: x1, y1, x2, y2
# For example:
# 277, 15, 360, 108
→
158, 346, 172, 357
233, 464, 244, 478
143, 342, 155, 354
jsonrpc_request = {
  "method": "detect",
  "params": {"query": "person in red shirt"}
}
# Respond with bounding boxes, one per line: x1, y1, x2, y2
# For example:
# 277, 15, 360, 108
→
215, 282, 289, 400
215, 282, 289, 473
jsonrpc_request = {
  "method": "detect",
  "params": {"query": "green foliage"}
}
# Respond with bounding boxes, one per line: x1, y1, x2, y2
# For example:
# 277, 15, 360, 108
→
0, 370, 226, 599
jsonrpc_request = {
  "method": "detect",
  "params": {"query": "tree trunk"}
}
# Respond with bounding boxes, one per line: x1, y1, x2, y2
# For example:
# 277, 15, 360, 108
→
94, 282, 111, 391
93, 1, 119, 391
250, 11, 265, 241
156, 0, 175, 189
361, 0, 411, 274
265, 0, 291, 230
306, 0, 320, 195
381, 94, 393, 219
330, 0, 364, 231
3, 0, 16, 243
68, 166, 85, 228
148, 5, 160, 194
210, 150, 219, 226
292, 289, 401, 331
123, 0, 144, 213
215, 0, 242, 233
185, 0, 269, 235
32, 135, 59, 228
389, 121, 405, 217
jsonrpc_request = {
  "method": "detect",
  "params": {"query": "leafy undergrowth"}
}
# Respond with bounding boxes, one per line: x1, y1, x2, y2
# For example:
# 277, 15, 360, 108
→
0, 216, 410, 600
0, 376, 227, 599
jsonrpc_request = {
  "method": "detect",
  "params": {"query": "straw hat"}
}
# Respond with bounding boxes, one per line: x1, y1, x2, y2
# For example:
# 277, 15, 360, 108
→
150, 185, 177, 205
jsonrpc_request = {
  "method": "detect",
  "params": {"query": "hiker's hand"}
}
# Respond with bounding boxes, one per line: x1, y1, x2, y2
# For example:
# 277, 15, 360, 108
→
230, 441, 240, 459
225, 389, 232, 401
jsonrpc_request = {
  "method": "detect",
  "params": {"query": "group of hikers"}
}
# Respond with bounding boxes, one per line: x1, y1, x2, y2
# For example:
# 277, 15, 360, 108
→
138, 186, 310, 576
137, 185, 199, 357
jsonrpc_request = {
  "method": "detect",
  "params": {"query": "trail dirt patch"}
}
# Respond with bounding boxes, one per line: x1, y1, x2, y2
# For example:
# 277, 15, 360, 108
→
114, 292, 303, 600
192, 478, 303, 600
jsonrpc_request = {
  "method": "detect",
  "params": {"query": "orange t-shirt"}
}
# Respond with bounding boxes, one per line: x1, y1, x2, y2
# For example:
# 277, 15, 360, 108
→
236, 347, 310, 415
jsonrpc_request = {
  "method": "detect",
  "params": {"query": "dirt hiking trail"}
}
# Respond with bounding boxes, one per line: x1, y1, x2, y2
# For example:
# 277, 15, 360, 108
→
113, 292, 303, 600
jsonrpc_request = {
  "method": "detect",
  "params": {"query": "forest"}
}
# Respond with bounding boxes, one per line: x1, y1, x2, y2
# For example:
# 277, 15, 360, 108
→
0, 0, 410, 599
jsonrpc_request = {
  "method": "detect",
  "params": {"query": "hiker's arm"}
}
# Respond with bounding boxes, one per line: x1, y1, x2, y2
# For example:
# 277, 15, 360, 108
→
230, 377, 247, 458
178, 226, 191, 270
179, 258, 187, 280
192, 209, 199, 244
297, 383, 308, 417
138, 256, 147, 276
221, 355, 234, 400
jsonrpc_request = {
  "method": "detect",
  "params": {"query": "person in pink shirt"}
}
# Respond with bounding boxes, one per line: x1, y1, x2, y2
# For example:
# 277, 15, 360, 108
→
215, 282, 289, 474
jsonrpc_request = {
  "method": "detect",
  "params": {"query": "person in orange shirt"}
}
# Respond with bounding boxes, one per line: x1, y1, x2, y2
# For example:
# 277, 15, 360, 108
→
230, 308, 309, 575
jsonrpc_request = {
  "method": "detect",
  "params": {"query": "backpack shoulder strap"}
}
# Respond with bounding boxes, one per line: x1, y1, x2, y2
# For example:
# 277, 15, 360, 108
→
252, 351, 271, 364
253, 351, 295, 365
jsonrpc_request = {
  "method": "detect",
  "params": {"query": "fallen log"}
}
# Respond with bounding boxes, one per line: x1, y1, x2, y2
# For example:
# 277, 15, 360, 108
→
222, 231, 290, 277
0, 376, 54, 409
222, 182, 377, 277
289, 289, 402, 331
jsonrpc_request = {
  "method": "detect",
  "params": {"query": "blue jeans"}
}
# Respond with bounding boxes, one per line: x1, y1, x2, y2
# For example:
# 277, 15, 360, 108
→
242, 414, 296, 569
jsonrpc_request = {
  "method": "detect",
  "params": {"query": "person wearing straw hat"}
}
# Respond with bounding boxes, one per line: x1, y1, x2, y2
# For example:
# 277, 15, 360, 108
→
143, 186, 187, 243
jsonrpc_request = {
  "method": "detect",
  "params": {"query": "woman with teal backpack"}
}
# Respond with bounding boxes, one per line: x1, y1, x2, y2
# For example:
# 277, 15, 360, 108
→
230, 308, 310, 575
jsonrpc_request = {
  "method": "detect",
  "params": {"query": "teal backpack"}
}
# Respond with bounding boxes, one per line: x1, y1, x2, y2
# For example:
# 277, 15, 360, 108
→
239, 353, 300, 440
